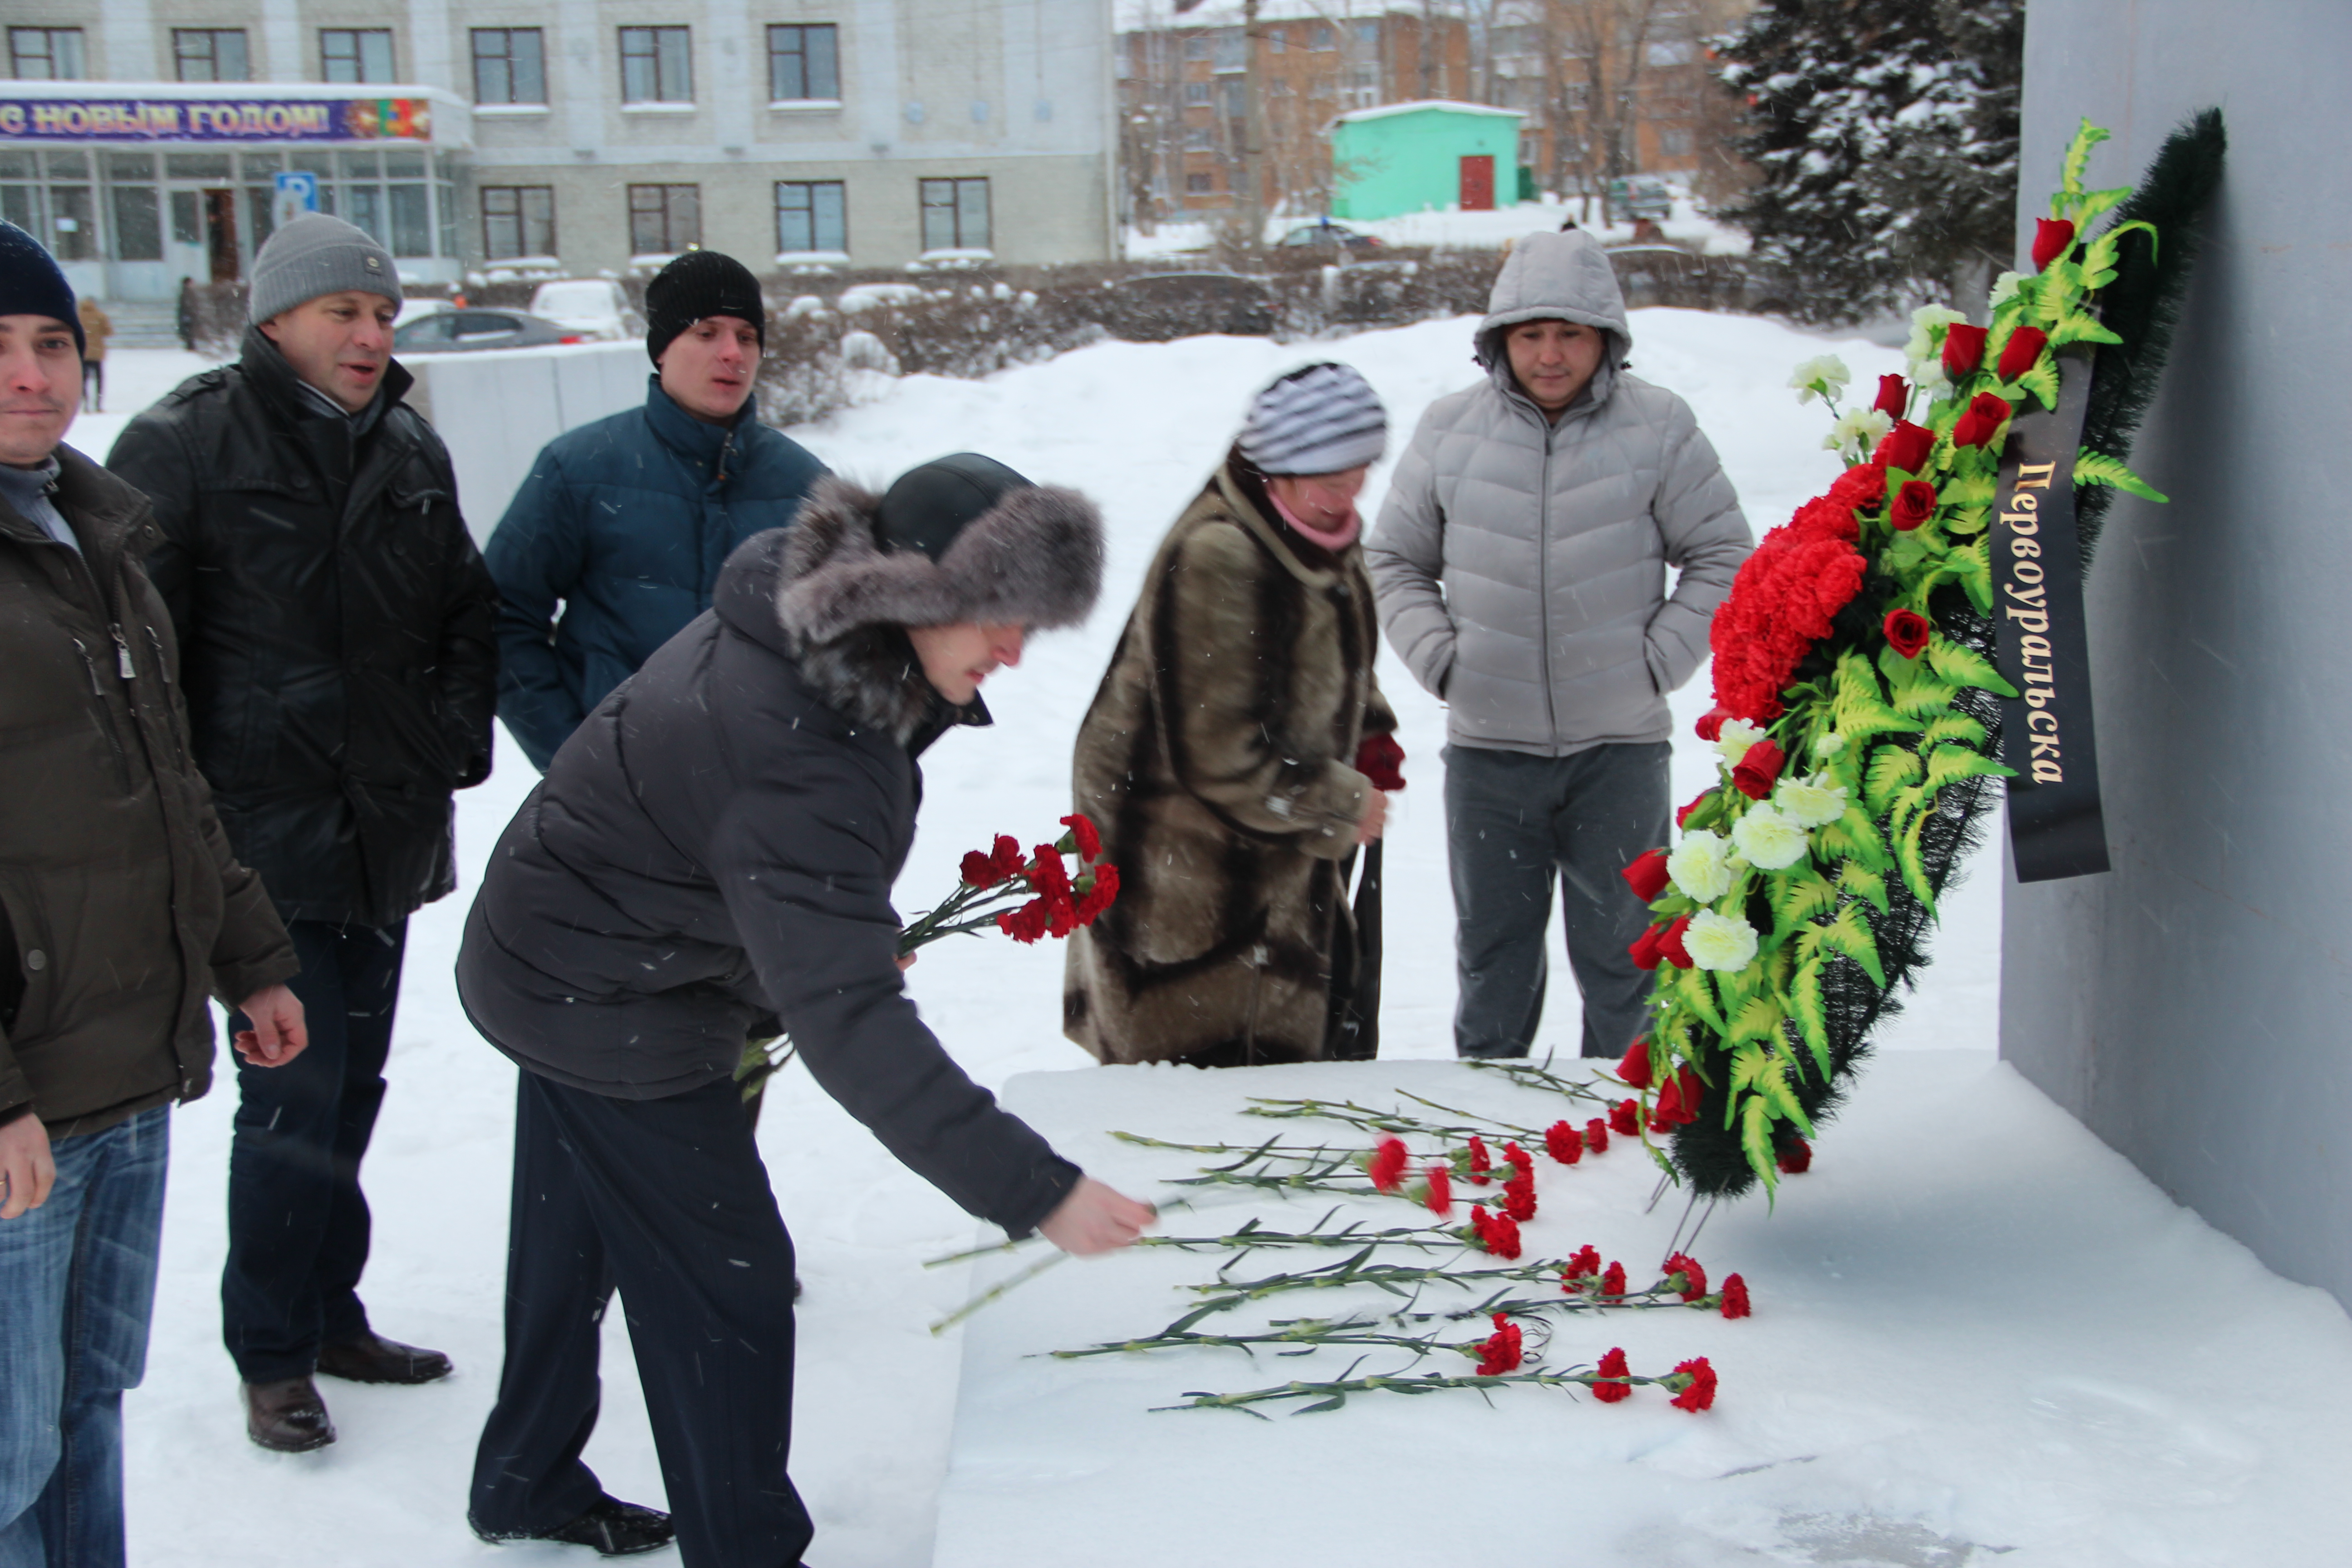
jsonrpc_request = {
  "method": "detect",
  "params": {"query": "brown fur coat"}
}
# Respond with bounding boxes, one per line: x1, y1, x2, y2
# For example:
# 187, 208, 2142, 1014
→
1064, 465, 1396, 1066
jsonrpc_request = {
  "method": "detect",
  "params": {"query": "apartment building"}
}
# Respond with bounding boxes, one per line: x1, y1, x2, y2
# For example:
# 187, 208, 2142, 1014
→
3, 0, 1117, 301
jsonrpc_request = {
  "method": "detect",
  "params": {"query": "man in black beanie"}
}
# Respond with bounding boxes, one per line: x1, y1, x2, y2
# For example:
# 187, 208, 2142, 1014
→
485, 247, 828, 771
458, 455, 1152, 1565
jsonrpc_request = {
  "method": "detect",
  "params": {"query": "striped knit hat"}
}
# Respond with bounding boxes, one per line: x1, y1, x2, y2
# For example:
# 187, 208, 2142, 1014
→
1236, 362, 1387, 476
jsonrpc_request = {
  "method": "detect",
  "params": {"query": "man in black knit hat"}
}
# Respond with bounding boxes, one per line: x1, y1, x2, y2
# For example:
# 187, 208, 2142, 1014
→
485, 248, 828, 772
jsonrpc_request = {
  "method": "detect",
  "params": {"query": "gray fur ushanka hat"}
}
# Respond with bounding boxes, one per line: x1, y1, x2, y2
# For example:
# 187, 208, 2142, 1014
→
777, 455, 1104, 646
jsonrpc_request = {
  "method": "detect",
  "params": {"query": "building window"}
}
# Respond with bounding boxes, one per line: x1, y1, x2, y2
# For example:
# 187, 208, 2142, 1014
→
767, 24, 838, 102
628, 183, 701, 255
472, 29, 546, 103
1212, 29, 1244, 71
1658, 127, 1693, 157
1186, 172, 1212, 194
1183, 82, 1209, 104
174, 29, 251, 83
1267, 28, 1285, 54
1182, 35, 1209, 61
619, 26, 692, 104
481, 186, 555, 259
1183, 127, 1210, 151
321, 29, 395, 83
1354, 21, 1379, 46
107, 153, 163, 262
774, 179, 845, 253
1313, 25, 1335, 50
8, 27, 85, 80
917, 176, 988, 252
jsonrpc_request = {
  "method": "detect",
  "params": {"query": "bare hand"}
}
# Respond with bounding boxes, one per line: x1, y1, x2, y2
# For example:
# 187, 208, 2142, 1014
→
897, 953, 917, 972
1038, 1176, 1156, 1256
1356, 790, 1388, 845
0, 1113, 55, 1220
233, 984, 309, 1068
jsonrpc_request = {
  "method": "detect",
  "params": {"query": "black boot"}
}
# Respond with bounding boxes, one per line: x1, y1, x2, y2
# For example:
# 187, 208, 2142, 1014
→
473, 1495, 676, 1557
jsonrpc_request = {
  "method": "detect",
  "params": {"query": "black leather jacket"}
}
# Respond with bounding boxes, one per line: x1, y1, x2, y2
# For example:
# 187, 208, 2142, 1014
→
107, 327, 499, 928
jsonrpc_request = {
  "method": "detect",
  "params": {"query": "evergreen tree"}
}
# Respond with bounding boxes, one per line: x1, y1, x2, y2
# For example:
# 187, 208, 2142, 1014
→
1717, 0, 2023, 322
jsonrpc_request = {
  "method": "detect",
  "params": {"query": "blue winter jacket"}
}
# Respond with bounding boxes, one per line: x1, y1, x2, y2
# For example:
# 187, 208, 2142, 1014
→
485, 377, 828, 770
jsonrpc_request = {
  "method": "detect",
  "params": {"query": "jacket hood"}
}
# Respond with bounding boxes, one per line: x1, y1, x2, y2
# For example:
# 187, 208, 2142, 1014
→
1473, 230, 1632, 408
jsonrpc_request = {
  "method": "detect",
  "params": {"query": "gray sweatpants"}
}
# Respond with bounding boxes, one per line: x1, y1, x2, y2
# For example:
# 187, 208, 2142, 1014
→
1442, 740, 1670, 1059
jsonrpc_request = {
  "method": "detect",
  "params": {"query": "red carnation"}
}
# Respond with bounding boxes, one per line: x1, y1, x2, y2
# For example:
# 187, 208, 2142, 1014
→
1941, 322, 1988, 378
1675, 791, 1710, 829
1353, 732, 1407, 792
1473, 1313, 1524, 1377
1599, 1261, 1627, 1298
1592, 1347, 1632, 1403
1890, 479, 1937, 531
1657, 915, 1694, 970
1583, 1117, 1610, 1154
1694, 706, 1730, 742
1074, 863, 1120, 925
1545, 1120, 1584, 1165
1951, 390, 2013, 450
1872, 373, 1908, 417
1709, 528, 1866, 723
1731, 738, 1785, 800
1778, 1135, 1813, 1175
1997, 324, 2050, 384
1829, 461, 1887, 515
1618, 1037, 1654, 1089
1058, 813, 1101, 859
996, 900, 1050, 944
1720, 1273, 1752, 1319
1468, 1207, 1522, 1260
1367, 1137, 1409, 1192
1662, 1251, 1708, 1301
1503, 1141, 1533, 1180
1501, 1173, 1537, 1223
1629, 922, 1670, 972
990, 835, 1026, 881
2032, 217, 2076, 271
1466, 1135, 1492, 1186
1044, 892, 1080, 940
1876, 420, 1936, 475
1668, 1356, 1718, 1412
1608, 1098, 1641, 1137
1651, 1066, 1702, 1131
1884, 608, 1932, 660
1563, 1245, 1602, 1283
1423, 1163, 1453, 1217
1029, 846, 1071, 900
1621, 848, 1671, 903
960, 849, 1005, 888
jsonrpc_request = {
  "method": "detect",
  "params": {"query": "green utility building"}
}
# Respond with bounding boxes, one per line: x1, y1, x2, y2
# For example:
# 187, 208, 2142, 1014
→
1328, 100, 1527, 221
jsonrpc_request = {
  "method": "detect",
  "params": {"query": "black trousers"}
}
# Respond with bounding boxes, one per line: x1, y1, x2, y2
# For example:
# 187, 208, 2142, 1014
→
221, 917, 407, 1382
1443, 741, 1670, 1059
470, 1070, 811, 1568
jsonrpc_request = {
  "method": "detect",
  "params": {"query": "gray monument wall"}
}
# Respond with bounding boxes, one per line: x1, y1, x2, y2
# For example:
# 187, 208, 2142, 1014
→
2003, 0, 2352, 1304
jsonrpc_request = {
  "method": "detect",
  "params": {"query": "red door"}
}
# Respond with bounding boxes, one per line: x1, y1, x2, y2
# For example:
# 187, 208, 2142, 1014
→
1459, 154, 1495, 211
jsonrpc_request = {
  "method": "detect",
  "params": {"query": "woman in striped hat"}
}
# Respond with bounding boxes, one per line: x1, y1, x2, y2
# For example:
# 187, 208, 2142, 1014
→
1065, 363, 1404, 1068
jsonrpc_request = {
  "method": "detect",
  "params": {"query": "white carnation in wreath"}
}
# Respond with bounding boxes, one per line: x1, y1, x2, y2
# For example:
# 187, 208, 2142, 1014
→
1714, 718, 1769, 768
1666, 830, 1734, 903
1683, 909, 1760, 972
1730, 803, 1810, 870
1824, 406, 1893, 461
1788, 354, 1851, 406
1775, 772, 1851, 829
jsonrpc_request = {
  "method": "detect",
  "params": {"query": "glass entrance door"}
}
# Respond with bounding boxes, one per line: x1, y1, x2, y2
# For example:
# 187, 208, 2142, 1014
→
167, 188, 212, 284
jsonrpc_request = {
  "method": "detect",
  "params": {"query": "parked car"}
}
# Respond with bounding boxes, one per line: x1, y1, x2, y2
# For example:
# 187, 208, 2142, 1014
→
1605, 176, 1675, 225
393, 297, 453, 331
1101, 271, 1277, 342
392, 308, 580, 353
528, 278, 642, 341
1275, 219, 1385, 254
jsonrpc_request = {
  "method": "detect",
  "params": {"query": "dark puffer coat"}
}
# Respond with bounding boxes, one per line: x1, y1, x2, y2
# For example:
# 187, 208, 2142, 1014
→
106, 327, 500, 929
1064, 463, 1396, 1067
457, 491, 1097, 1236
0, 447, 297, 1139
484, 379, 828, 771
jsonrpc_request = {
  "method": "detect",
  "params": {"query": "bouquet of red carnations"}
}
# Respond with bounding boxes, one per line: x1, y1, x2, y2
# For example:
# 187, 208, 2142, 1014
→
737, 813, 1119, 1098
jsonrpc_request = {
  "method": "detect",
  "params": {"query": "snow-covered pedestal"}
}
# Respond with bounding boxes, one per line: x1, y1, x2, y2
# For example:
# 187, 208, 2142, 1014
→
933, 1055, 2352, 1566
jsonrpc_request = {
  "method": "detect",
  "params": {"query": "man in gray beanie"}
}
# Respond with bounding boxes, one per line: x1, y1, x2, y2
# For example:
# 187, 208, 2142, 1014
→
106, 212, 500, 1454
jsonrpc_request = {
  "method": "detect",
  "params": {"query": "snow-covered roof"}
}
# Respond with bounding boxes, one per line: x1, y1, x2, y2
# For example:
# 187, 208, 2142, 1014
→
1333, 98, 1524, 124
1114, 0, 1460, 33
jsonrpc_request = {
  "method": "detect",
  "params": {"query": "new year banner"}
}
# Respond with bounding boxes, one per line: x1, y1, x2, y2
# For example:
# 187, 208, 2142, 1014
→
1994, 348, 2109, 881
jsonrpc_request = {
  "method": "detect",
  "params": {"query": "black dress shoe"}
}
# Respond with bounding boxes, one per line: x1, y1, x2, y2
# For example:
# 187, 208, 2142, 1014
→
473, 1495, 676, 1557
317, 1330, 454, 1386
244, 1376, 336, 1452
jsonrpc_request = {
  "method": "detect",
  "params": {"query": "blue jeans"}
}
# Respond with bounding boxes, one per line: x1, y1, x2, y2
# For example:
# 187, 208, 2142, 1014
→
0, 1107, 169, 1568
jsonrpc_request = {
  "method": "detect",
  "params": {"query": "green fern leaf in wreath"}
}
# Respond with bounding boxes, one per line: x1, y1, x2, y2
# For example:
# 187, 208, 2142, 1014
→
1922, 711, 1989, 751
1925, 744, 2016, 792
1894, 808, 1938, 910
1740, 1095, 1780, 1196
1816, 802, 1893, 872
2075, 448, 2169, 502
1768, 870, 1839, 938
1788, 950, 1832, 1076
1835, 860, 1891, 914
1926, 637, 2019, 698
1864, 745, 1924, 815
2050, 309, 2125, 349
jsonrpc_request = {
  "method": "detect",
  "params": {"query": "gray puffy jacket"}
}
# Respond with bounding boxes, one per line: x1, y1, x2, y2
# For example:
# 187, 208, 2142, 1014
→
1366, 230, 1751, 755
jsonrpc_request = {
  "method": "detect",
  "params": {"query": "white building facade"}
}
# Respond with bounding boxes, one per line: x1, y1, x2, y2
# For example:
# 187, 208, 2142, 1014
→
3, 0, 1117, 300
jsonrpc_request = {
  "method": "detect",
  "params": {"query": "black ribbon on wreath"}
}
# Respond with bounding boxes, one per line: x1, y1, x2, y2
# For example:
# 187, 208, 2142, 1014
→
1994, 348, 2110, 881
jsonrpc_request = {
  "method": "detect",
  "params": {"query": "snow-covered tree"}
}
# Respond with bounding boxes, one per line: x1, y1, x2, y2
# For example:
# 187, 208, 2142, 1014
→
1717, 0, 2023, 322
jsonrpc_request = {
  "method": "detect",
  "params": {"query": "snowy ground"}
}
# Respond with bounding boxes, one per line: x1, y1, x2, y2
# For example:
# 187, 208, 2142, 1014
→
59, 313, 2320, 1566
1123, 190, 1748, 260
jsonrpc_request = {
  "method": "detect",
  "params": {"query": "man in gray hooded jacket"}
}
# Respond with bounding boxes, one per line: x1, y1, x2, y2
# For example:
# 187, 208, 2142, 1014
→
1366, 230, 1751, 1060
